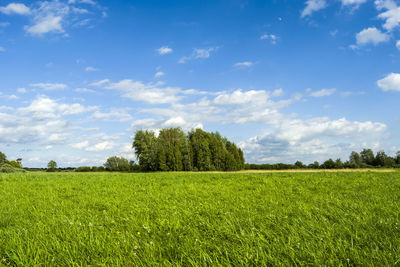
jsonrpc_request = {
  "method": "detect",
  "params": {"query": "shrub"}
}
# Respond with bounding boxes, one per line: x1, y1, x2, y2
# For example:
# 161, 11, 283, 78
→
0, 164, 26, 173
75, 166, 92, 172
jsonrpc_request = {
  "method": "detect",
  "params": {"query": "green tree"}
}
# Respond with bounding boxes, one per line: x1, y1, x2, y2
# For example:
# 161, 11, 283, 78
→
104, 156, 130, 172
295, 161, 304, 169
133, 130, 157, 171
396, 151, 400, 164
360, 148, 375, 166
47, 160, 57, 172
0, 151, 7, 164
349, 151, 361, 168
335, 158, 344, 169
321, 158, 336, 169
374, 150, 387, 167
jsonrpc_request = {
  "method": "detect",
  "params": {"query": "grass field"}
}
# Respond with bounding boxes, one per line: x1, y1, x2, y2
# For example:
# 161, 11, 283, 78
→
0, 171, 399, 266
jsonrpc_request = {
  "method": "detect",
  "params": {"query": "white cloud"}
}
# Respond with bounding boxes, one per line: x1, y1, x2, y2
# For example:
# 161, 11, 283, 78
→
91, 109, 132, 122
241, 117, 387, 163
70, 140, 89, 149
0, 22, 10, 27
301, 0, 327, 18
75, 87, 96, 93
355, 27, 390, 46
214, 89, 269, 105
30, 82, 67, 91
86, 141, 115, 151
154, 71, 165, 78
106, 79, 182, 104
341, 0, 367, 6
179, 47, 217, 63
396, 40, 400, 50
234, 61, 253, 67
68, 0, 97, 5
260, 34, 279, 44
309, 88, 336, 97
376, 1, 400, 31
377, 73, 400, 91
89, 79, 110, 86
85, 66, 99, 72
157, 46, 173, 55
17, 88, 27, 93
18, 96, 95, 119
23, 0, 101, 36
25, 14, 64, 36
0, 46, 4, 52
0, 3, 30, 15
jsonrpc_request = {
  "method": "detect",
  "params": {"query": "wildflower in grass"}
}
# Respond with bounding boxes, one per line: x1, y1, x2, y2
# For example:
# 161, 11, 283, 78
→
134, 246, 138, 250
1, 258, 6, 263
137, 231, 140, 235
89, 223, 93, 227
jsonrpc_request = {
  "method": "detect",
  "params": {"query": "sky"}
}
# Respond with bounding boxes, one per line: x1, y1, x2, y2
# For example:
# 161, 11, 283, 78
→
1, 0, 400, 167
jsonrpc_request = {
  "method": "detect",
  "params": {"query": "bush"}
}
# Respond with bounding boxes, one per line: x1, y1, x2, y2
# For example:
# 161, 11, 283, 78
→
75, 166, 91, 172
0, 164, 26, 173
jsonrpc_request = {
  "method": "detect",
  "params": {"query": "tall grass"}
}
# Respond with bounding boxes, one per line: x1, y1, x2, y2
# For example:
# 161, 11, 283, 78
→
0, 171, 399, 265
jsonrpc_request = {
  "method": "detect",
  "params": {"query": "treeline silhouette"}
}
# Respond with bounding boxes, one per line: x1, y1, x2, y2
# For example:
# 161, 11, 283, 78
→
133, 128, 245, 171
245, 148, 400, 170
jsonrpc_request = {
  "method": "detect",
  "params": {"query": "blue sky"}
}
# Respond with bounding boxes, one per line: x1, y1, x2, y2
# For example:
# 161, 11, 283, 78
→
1, 0, 400, 167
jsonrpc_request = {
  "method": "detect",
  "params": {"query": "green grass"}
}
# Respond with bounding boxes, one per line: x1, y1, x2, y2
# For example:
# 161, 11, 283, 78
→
0, 171, 399, 266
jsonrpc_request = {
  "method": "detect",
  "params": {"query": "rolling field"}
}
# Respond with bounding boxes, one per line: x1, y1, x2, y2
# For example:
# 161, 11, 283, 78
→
0, 171, 399, 266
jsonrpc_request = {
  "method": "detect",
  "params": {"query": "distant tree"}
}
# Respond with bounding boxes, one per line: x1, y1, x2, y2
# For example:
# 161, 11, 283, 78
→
396, 151, 400, 164
308, 161, 320, 169
75, 166, 91, 172
8, 161, 22, 168
349, 151, 361, 168
104, 156, 130, 172
0, 151, 7, 164
360, 149, 375, 166
384, 157, 396, 168
321, 158, 336, 169
374, 150, 388, 167
47, 160, 57, 172
295, 161, 305, 169
335, 158, 344, 169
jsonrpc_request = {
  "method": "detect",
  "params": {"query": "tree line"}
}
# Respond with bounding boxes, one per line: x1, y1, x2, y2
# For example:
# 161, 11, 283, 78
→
245, 148, 400, 170
133, 128, 245, 171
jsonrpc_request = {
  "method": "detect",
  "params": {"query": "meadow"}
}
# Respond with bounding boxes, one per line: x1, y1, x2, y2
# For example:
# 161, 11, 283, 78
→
0, 171, 399, 266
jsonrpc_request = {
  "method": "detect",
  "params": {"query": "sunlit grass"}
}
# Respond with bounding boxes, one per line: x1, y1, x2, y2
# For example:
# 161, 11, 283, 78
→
0, 171, 399, 265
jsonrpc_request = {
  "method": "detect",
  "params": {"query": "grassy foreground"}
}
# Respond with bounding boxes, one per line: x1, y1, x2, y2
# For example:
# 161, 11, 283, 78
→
0, 171, 399, 266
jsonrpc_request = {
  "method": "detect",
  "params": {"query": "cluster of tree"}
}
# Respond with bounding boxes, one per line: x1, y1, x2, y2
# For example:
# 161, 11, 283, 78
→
0, 151, 23, 168
75, 157, 140, 172
245, 149, 400, 170
133, 128, 245, 171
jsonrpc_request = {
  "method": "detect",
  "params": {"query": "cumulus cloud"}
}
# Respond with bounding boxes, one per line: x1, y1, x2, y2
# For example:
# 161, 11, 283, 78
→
241, 117, 387, 163
376, 1, 400, 31
85, 141, 115, 151
0, 3, 30, 15
21, 0, 102, 36
106, 79, 182, 104
91, 109, 132, 122
301, 0, 327, 18
157, 46, 173, 55
377, 73, 400, 91
355, 27, 390, 46
179, 47, 217, 63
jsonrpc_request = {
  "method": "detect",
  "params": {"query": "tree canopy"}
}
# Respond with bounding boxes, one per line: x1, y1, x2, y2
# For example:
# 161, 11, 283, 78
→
133, 128, 245, 171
